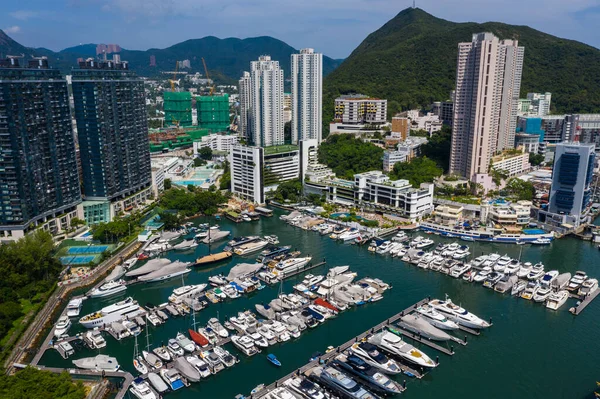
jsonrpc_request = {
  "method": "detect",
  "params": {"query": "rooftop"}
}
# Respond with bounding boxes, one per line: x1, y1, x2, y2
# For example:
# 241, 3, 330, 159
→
263, 144, 299, 155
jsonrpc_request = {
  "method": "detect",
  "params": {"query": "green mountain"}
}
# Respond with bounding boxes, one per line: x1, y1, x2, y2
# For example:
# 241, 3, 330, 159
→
323, 8, 600, 131
0, 32, 342, 82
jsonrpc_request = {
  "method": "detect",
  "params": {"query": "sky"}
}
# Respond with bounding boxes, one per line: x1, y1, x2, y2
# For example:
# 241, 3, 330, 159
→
2, 0, 600, 59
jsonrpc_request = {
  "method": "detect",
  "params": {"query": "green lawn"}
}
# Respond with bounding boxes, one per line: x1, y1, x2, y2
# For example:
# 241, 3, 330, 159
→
437, 195, 481, 205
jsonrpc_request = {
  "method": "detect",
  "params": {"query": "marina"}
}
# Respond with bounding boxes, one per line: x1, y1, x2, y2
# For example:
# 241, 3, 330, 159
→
29, 209, 600, 399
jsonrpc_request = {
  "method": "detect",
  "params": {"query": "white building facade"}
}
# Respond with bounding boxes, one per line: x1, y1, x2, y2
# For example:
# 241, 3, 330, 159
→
291, 49, 323, 144
250, 56, 284, 147
193, 133, 240, 153
238, 72, 251, 141
230, 145, 264, 204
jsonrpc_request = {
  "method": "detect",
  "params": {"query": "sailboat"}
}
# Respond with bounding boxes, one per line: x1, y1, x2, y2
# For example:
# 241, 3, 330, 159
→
188, 306, 209, 347
142, 322, 162, 369
133, 333, 148, 374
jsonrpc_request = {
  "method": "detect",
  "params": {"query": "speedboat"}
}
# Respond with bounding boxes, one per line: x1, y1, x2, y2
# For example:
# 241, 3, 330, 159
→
532, 237, 551, 245
349, 342, 402, 374
267, 353, 282, 367
129, 377, 158, 399
231, 335, 259, 356
429, 297, 490, 329
332, 354, 403, 395
546, 290, 569, 310
567, 271, 588, 292
90, 279, 127, 298
520, 282, 539, 300
414, 304, 459, 330
578, 278, 599, 297
54, 316, 71, 337
152, 346, 171, 362
367, 331, 437, 368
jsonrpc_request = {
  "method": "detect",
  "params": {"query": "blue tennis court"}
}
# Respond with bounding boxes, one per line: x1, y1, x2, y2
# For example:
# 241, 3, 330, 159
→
60, 255, 97, 265
66, 245, 108, 254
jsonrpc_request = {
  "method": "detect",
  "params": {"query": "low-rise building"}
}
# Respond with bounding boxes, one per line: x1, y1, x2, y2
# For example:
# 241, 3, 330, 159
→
482, 201, 531, 227
491, 150, 531, 177
406, 110, 443, 135
383, 150, 407, 173
193, 133, 239, 153
433, 204, 464, 226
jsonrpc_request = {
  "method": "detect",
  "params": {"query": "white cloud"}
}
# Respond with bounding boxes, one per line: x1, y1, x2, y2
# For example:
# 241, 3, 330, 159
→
4, 26, 21, 34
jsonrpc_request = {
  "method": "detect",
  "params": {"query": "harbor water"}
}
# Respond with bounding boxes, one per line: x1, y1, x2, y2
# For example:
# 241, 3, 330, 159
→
41, 210, 600, 398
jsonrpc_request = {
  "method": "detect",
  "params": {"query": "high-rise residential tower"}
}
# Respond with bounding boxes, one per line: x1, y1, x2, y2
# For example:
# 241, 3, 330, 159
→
449, 33, 524, 184
72, 58, 152, 216
238, 71, 251, 141
0, 57, 81, 239
291, 48, 322, 144
249, 56, 284, 147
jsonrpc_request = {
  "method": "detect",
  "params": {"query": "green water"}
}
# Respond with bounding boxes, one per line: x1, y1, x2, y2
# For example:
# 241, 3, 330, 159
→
41, 211, 600, 398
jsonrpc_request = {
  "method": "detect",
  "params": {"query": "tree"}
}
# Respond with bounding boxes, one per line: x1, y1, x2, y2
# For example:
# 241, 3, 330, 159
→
0, 367, 86, 399
158, 211, 182, 230
390, 156, 443, 186
271, 179, 303, 202
420, 125, 452, 171
318, 134, 384, 179
219, 161, 231, 190
529, 152, 545, 166
502, 178, 536, 201
188, 184, 196, 192
69, 217, 85, 229
193, 157, 207, 167
305, 193, 325, 206
198, 146, 213, 160
164, 178, 172, 190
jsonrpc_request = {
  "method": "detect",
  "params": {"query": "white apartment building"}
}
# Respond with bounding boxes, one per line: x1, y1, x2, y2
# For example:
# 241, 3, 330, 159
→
491, 151, 531, 177
407, 110, 443, 135
150, 158, 166, 198
334, 95, 387, 125
383, 150, 407, 173
526, 92, 552, 116
238, 72, 251, 141
450, 32, 524, 185
291, 49, 323, 144
230, 145, 264, 204
193, 133, 239, 153
481, 201, 531, 226
250, 56, 285, 147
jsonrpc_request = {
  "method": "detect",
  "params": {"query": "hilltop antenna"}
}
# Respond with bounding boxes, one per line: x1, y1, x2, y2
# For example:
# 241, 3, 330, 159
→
413, 0, 416, 8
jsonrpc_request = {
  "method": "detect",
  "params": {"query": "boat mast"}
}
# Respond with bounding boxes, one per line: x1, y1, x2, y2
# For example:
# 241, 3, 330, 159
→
145, 319, 151, 351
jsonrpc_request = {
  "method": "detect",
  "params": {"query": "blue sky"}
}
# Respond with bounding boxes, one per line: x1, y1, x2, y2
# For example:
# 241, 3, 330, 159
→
2, 0, 600, 58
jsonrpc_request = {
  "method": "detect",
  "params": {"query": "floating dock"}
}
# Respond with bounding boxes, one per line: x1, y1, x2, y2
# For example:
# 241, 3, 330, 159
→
569, 289, 600, 315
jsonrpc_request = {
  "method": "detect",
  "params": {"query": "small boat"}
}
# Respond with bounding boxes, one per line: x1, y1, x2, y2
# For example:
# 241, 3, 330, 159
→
176, 332, 196, 352
142, 350, 162, 369
129, 377, 157, 399
208, 274, 228, 287
160, 368, 185, 391
147, 372, 169, 394
531, 237, 551, 245
267, 353, 281, 367
152, 346, 171, 362
189, 329, 210, 347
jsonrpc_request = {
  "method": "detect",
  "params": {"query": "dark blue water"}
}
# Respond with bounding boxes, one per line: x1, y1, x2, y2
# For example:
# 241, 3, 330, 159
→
41, 210, 600, 398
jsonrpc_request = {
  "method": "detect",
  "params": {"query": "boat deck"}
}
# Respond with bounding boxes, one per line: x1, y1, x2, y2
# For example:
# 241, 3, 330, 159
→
255, 261, 327, 284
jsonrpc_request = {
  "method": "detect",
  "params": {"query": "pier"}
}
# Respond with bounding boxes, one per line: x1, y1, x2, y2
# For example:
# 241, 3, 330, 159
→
251, 297, 483, 398
569, 289, 600, 315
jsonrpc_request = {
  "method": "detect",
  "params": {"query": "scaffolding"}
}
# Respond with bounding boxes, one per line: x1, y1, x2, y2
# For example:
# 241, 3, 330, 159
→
196, 94, 229, 132
164, 91, 192, 127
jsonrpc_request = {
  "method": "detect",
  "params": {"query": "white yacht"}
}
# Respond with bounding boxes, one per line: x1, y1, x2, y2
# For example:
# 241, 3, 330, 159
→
186, 356, 212, 378
429, 297, 490, 329
520, 281, 539, 300
494, 255, 511, 273
152, 346, 171, 362
275, 257, 312, 277
257, 325, 278, 346
349, 341, 402, 374
367, 331, 437, 368
452, 246, 470, 260
567, 271, 588, 292
375, 241, 393, 254
84, 330, 106, 349
129, 378, 158, 399
90, 280, 127, 298
207, 318, 229, 338
79, 297, 140, 328
142, 351, 163, 369
147, 372, 169, 394
540, 270, 559, 287
449, 262, 471, 278
231, 335, 260, 356
517, 262, 533, 278
167, 338, 184, 356
527, 263, 545, 280
546, 290, 569, 310
415, 237, 434, 249
234, 239, 270, 256
578, 278, 598, 297
414, 304, 459, 330
72, 354, 120, 372
54, 316, 71, 337
511, 279, 528, 296
66, 297, 84, 317
176, 332, 196, 352
532, 286, 552, 303
168, 284, 208, 304
338, 228, 361, 242
504, 260, 521, 275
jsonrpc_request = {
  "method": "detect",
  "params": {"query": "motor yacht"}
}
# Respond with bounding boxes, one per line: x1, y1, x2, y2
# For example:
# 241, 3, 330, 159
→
375, 241, 393, 254
146, 313, 162, 327
168, 284, 207, 304
72, 354, 120, 372
527, 263, 545, 280
152, 346, 171, 362
207, 318, 229, 338
85, 330, 106, 349
483, 272, 504, 288
429, 297, 490, 329
234, 239, 270, 256
246, 326, 270, 347
511, 279, 528, 296
567, 271, 588, 292
307, 366, 377, 399
539, 270, 559, 287
452, 246, 470, 260
275, 257, 312, 277
231, 335, 260, 356
213, 346, 238, 367
284, 376, 329, 399
202, 350, 225, 373
495, 275, 518, 294
338, 228, 361, 242
123, 320, 141, 336
79, 297, 140, 328
367, 331, 437, 368
494, 255, 511, 273
185, 356, 212, 378
142, 351, 162, 369
415, 237, 434, 249
417, 253, 434, 269
66, 297, 84, 317
167, 338, 184, 356
578, 278, 598, 297
90, 280, 127, 298
533, 286, 553, 302
520, 282, 539, 300
129, 377, 158, 399
349, 342, 402, 374
504, 260, 521, 275
392, 231, 409, 242
176, 332, 196, 352
449, 262, 471, 278
517, 262, 533, 278
160, 368, 185, 391
54, 316, 71, 337
397, 315, 451, 341
173, 357, 201, 382
269, 321, 292, 342
414, 304, 459, 330
546, 290, 569, 310
332, 354, 403, 395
